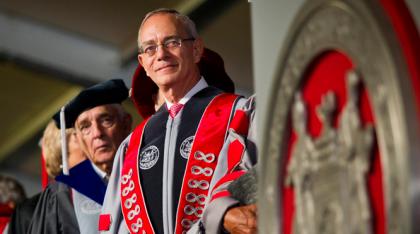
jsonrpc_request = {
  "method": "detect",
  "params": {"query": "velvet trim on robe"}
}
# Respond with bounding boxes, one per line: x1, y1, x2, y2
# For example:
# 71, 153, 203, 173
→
55, 159, 107, 205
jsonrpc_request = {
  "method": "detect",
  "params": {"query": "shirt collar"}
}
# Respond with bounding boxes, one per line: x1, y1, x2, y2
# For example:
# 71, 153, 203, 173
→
90, 161, 108, 181
165, 76, 208, 109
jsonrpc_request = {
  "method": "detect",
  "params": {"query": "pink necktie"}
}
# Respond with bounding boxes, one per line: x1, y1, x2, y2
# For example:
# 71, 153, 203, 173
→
169, 103, 184, 118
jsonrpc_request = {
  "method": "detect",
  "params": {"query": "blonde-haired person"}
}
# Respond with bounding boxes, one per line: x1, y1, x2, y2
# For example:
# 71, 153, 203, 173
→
7, 121, 86, 234
41, 120, 86, 178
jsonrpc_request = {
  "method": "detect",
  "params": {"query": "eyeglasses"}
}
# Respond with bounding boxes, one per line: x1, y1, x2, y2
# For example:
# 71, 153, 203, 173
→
139, 36, 195, 57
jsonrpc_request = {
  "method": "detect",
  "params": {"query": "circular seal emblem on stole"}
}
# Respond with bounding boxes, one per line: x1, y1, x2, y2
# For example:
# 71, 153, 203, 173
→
180, 136, 194, 159
80, 199, 102, 214
139, 145, 159, 170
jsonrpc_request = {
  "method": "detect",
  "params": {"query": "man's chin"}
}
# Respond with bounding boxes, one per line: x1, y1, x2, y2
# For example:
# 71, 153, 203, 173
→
92, 152, 115, 166
155, 73, 179, 84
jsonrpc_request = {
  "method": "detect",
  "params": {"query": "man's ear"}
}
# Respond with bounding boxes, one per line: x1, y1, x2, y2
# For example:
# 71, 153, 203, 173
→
138, 54, 144, 66
138, 54, 149, 76
193, 38, 204, 63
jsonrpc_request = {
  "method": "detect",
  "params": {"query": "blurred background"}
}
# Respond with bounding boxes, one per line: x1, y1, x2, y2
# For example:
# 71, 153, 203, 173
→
0, 0, 254, 196
0, 0, 419, 200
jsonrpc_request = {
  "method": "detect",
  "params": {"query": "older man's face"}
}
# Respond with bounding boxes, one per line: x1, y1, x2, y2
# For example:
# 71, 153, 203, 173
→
137, 13, 202, 89
74, 104, 130, 171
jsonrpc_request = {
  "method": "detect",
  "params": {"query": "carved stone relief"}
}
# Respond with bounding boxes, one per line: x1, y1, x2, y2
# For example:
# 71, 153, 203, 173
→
285, 71, 373, 234
259, 0, 419, 233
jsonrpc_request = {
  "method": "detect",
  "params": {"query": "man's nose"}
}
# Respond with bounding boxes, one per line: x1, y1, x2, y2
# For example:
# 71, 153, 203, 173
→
156, 44, 170, 60
90, 122, 104, 138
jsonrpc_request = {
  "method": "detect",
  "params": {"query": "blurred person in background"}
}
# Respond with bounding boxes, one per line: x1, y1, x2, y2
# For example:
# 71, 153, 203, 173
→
7, 120, 87, 234
0, 174, 26, 233
42, 120, 87, 178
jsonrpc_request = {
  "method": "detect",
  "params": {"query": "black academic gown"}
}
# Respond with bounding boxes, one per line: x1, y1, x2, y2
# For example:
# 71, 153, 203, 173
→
27, 181, 80, 234
27, 159, 107, 234
7, 193, 41, 234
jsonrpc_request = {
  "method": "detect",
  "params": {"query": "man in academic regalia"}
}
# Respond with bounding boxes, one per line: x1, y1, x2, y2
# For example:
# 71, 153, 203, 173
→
28, 79, 133, 234
100, 8, 257, 234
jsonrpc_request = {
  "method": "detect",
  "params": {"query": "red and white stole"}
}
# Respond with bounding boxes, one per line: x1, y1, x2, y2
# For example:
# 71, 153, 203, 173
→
121, 93, 239, 233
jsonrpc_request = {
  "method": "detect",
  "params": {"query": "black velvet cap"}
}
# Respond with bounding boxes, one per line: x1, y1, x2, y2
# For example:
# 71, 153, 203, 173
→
53, 79, 128, 128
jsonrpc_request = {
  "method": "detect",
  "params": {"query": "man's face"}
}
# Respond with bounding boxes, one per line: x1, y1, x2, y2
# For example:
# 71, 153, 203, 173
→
74, 105, 130, 170
137, 13, 202, 89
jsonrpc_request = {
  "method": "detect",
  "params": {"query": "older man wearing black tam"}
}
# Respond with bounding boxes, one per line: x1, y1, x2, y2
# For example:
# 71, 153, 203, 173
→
28, 79, 133, 234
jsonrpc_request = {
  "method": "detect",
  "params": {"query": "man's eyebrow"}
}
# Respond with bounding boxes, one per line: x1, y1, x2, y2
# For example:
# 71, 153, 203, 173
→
141, 39, 156, 45
142, 35, 179, 45
164, 35, 179, 41
76, 119, 89, 128
97, 112, 115, 119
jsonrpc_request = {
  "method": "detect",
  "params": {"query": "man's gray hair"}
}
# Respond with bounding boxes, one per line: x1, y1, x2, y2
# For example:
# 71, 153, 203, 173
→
109, 103, 130, 120
137, 8, 199, 49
